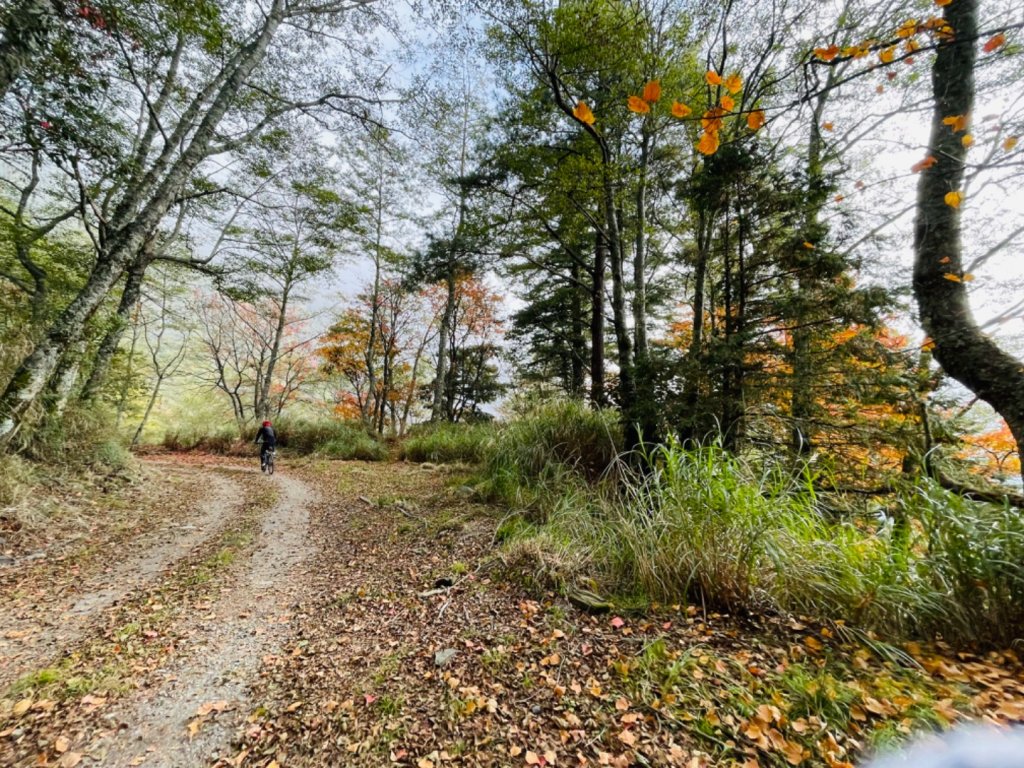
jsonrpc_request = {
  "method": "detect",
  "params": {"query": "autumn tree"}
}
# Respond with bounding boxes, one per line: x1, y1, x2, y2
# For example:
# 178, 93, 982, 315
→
0, 0, 386, 448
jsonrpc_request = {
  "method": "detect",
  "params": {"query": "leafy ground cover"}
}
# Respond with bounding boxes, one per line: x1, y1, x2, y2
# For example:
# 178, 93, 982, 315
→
227, 460, 1024, 768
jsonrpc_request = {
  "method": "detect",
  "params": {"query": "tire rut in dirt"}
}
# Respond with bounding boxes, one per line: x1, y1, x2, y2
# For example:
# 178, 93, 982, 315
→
92, 473, 314, 768
0, 471, 240, 691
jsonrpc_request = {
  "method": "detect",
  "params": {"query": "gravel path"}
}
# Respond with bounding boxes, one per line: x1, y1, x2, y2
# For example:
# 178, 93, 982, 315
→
0, 470, 239, 690
91, 471, 315, 767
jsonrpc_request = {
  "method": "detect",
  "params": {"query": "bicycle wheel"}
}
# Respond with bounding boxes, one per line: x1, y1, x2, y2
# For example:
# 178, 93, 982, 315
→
268, 452, 275, 475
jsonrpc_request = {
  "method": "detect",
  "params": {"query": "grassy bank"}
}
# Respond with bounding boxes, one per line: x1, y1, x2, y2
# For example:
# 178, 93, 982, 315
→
161, 417, 387, 461
474, 403, 1024, 648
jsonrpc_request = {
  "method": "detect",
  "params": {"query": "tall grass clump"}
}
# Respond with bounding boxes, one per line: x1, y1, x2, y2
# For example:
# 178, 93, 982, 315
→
479, 400, 622, 510
492, 435, 1024, 646
399, 422, 496, 464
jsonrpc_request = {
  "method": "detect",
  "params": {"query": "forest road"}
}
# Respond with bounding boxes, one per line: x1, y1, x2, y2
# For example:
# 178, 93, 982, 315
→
91, 467, 316, 767
0, 469, 239, 692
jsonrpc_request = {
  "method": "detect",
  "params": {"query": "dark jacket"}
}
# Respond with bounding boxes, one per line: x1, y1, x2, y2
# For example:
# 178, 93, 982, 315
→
255, 425, 276, 450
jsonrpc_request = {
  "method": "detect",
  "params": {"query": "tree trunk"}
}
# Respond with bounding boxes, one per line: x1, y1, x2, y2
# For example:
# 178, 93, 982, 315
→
0, 0, 58, 98
680, 209, 711, 445
604, 175, 635, 444
913, 0, 1024, 484
590, 230, 607, 406
570, 260, 586, 398
0, 0, 287, 447
431, 271, 457, 422
80, 257, 148, 402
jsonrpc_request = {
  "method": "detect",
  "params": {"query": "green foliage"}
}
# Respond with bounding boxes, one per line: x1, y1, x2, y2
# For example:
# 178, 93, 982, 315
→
399, 422, 495, 464
478, 400, 622, 509
487, 433, 1024, 646
274, 417, 387, 461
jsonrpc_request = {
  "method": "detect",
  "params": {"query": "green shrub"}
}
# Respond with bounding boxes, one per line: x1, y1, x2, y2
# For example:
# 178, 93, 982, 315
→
399, 422, 495, 464
479, 400, 621, 509
319, 434, 388, 461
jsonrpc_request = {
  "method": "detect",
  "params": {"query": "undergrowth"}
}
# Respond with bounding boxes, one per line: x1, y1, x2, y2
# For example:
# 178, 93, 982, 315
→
399, 422, 495, 464
482, 403, 1024, 648
162, 417, 387, 460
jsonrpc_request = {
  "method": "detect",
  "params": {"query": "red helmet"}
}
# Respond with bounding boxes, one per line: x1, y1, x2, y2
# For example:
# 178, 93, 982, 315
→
262, 420, 271, 427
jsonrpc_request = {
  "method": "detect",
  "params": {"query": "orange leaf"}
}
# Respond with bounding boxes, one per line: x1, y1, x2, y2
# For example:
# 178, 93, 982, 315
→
573, 101, 595, 125
696, 131, 720, 155
911, 155, 937, 173
879, 46, 896, 63
822, 121, 834, 132
942, 114, 969, 133
747, 109, 766, 131
814, 45, 840, 62
702, 107, 725, 132
983, 33, 1006, 53
943, 273, 962, 282
934, 0, 951, 6
961, 134, 973, 148
803, 242, 815, 250
720, 94, 736, 111
724, 73, 743, 94
705, 70, 723, 86
944, 190, 962, 208
671, 101, 692, 118
1004, 136, 1019, 151
627, 95, 651, 114
642, 79, 662, 102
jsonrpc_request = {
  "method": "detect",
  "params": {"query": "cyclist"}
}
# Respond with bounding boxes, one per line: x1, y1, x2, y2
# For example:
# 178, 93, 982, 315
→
254, 419, 276, 472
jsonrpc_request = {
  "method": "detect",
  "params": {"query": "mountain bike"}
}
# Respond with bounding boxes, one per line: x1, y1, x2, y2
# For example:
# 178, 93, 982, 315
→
261, 448, 276, 475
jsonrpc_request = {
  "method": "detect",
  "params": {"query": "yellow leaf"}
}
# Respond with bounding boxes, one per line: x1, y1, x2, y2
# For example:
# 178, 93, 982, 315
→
935, 0, 951, 6
705, 70, 723, 86
905, 38, 920, 54
747, 109, 766, 131
573, 101, 595, 125
627, 95, 651, 114
944, 190, 962, 208
942, 273, 961, 282
696, 131, 720, 155
671, 101, 692, 118
724, 73, 743, 94
814, 45, 840, 62
642, 79, 661, 102
822, 122, 834, 132
803, 242, 815, 249
13, 698, 32, 717
1003, 136, 1018, 151
803, 636, 823, 651
720, 94, 736, 112
961, 134, 973, 148
942, 114, 968, 133
879, 46, 896, 64
896, 19, 918, 38
983, 33, 1006, 53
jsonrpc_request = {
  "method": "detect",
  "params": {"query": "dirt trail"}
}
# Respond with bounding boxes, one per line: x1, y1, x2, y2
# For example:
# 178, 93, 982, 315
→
91, 472, 315, 768
0, 470, 239, 690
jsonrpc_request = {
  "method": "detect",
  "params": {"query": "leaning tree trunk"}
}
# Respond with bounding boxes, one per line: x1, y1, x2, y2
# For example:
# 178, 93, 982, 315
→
0, 0, 287, 448
80, 256, 148, 402
914, 0, 1024, 484
0, 0, 59, 98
